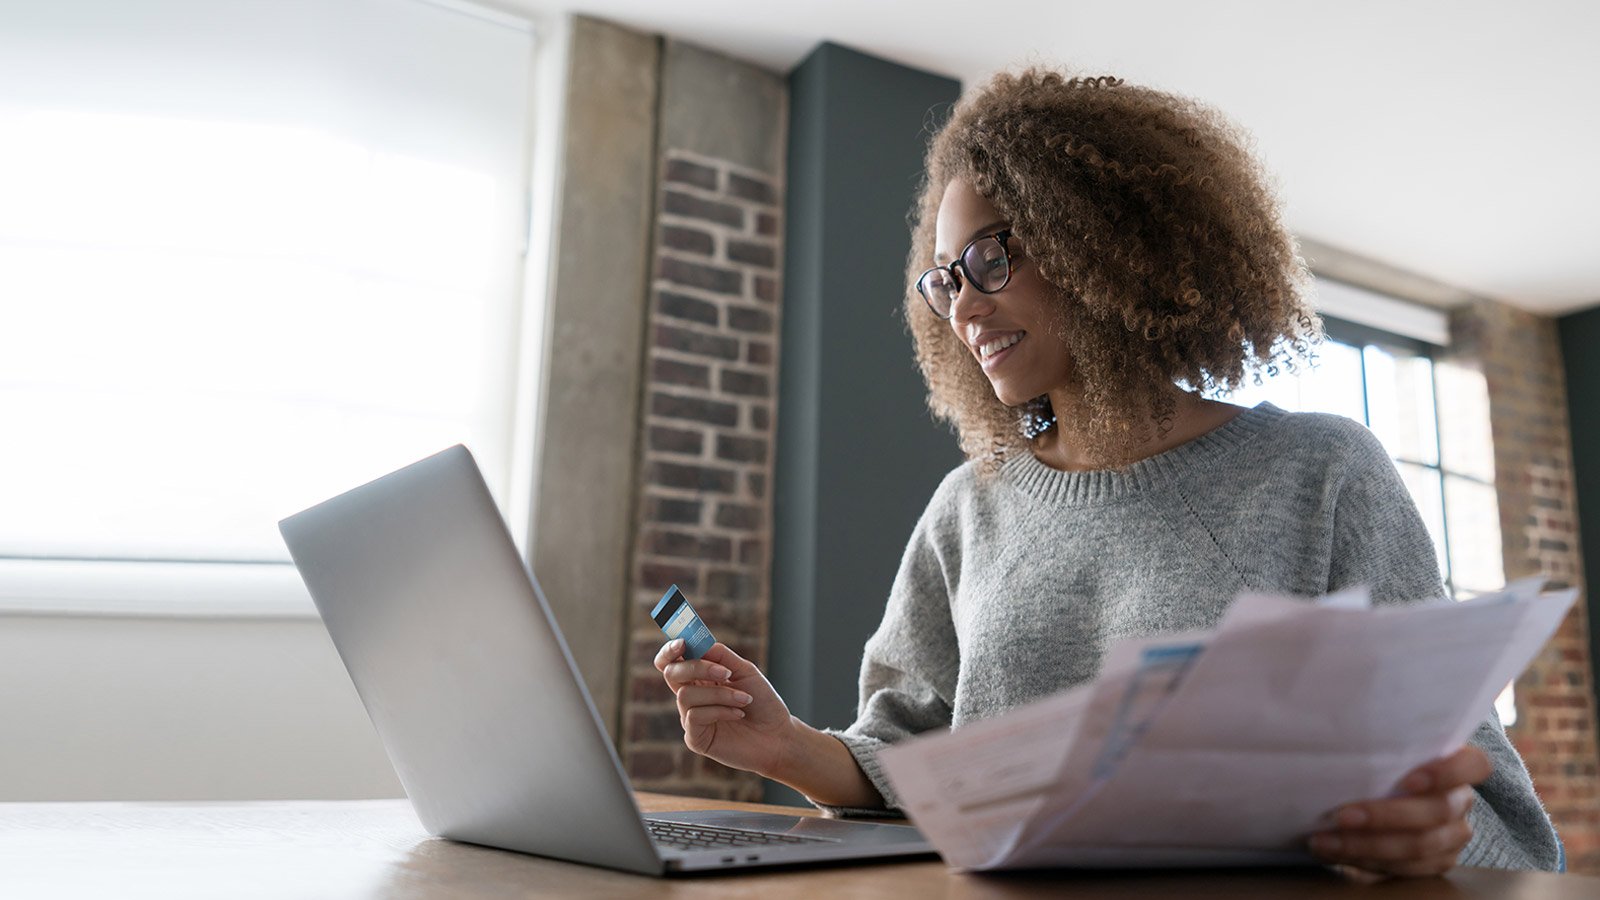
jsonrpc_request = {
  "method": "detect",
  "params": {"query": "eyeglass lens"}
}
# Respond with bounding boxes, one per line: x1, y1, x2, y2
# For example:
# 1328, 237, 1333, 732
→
919, 235, 1010, 317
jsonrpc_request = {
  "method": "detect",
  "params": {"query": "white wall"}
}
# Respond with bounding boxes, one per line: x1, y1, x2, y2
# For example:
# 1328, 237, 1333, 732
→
0, 615, 402, 801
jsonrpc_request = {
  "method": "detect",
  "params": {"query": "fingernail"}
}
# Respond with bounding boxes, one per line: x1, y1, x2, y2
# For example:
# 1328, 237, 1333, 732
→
1311, 834, 1341, 854
710, 665, 732, 681
670, 638, 684, 651
1335, 807, 1367, 828
732, 691, 753, 705
1402, 771, 1433, 793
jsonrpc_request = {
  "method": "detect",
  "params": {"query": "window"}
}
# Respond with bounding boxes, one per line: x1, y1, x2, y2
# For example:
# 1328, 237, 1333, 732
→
1225, 280, 1515, 722
0, 0, 548, 613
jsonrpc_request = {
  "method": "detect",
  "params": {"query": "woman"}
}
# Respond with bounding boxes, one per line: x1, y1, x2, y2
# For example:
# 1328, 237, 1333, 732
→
655, 69, 1560, 875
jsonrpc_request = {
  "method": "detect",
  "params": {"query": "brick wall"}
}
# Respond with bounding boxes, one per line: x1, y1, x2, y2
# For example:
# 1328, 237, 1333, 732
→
1451, 299, 1600, 872
618, 150, 783, 801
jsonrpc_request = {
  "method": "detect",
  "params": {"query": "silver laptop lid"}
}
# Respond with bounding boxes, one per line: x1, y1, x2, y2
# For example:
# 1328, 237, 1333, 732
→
279, 445, 663, 875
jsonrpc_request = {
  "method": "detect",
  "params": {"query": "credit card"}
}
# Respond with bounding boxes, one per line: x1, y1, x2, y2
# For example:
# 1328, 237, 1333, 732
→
651, 585, 717, 660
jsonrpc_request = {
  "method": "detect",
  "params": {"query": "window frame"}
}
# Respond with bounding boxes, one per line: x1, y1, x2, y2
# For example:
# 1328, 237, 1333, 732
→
1320, 316, 1498, 600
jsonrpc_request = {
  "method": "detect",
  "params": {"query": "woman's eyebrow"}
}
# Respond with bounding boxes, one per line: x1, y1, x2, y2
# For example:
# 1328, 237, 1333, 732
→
934, 220, 1010, 263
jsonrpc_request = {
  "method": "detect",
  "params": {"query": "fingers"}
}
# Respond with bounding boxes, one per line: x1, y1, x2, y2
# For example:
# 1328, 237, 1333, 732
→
683, 703, 746, 729
652, 638, 685, 672
655, 639, 735, 687
682, 704, 746, 753
1334, 786, 1474, 832
675, 684, 754, 712
696, 641, 750, 672
1311, 818, 1473, 873
661, 659, 734, 690
1398, 745, 1493, 794
655, 640, 749, 677
1312, 747, 1488, 878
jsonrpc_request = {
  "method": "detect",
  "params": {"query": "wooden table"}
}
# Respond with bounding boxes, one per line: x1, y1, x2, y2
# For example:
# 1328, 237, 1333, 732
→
1, 792, 1594, 898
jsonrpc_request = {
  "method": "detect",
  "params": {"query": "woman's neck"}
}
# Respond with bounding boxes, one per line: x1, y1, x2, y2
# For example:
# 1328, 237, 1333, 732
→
1030, 388, 1247, 472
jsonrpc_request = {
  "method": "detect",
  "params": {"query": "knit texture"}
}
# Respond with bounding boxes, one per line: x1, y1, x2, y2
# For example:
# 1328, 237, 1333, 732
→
819, 401, 1560, 871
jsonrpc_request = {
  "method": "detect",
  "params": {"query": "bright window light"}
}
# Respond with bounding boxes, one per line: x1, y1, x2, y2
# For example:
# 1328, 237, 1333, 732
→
0, 0, 538, 567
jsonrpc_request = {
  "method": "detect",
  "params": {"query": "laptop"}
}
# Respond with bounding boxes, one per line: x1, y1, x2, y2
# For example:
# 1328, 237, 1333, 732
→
278, 444, 935, 875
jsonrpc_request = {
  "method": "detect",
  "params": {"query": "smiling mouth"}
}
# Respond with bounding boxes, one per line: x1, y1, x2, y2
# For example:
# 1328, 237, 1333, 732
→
978, 332, 1024, 368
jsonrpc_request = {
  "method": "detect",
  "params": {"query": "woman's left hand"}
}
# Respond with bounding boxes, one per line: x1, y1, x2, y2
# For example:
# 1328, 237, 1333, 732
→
1309, 745, 1492, 877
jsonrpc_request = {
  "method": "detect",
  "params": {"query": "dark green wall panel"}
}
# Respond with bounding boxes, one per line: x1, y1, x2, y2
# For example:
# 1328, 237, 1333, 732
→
768, 43, 962, 804
1559, 305, 1600, 732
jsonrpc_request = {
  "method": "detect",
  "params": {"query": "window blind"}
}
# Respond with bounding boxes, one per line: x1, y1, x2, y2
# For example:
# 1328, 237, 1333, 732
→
0, 0, 538, 563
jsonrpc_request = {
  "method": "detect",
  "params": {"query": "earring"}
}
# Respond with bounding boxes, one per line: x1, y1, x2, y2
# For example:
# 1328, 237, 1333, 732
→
1020, 397, 1057, 439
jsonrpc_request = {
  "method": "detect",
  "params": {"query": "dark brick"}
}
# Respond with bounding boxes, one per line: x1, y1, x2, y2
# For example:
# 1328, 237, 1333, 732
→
747, 472, 766, 498
648, 460, 738, 493
698, 753, 743, 780
627, 675, 656, 704
656, 290, 719, 326
643, 528, 733, 561
651, 391, 738, 427
753, 275, 777, 302
727, 305, 773, 334
716, 434, 768, 464
659, 257, 742, 295
654, 324, 739, 361
750, 405, 770, 431
664, 158, 718, 190
639, 562, 698, 592
746, 341, 773, 365
719, 369, 770, 397
664, 190, 743, 228
739, 538, 764, 566
660, 224, 714, 256
727, 172, 776, 205
645, 495, 702, 525
693, 600, 762, 640
648, 424, 703, 455
628, 746, 681, 778
651, 357, 710, 389
726, 239, 776, 268
755, 212, 778, 236
706, 568, 762, 601
630, 709, 685, 742
714, 502, 762, 530
630, 640, 667, 668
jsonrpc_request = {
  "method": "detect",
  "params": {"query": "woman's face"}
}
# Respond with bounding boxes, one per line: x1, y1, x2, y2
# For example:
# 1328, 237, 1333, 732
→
933, 178, 1074, 407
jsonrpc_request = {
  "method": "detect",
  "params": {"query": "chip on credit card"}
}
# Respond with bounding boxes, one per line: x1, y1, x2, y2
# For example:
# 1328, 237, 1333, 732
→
651, 585, 717, 660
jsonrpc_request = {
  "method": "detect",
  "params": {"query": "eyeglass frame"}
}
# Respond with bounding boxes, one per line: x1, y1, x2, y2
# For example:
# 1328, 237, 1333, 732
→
915, 228, 1018, 319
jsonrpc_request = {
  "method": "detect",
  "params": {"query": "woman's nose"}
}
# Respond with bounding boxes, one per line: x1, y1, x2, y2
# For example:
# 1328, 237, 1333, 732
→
949, 280, 996, 322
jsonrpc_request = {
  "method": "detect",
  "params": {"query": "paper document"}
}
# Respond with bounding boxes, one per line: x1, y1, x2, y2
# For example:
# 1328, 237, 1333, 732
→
877, 580, 1576, 870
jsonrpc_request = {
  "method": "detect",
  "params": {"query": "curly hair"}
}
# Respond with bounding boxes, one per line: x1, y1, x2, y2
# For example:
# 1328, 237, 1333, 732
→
905, 69, 1321, 469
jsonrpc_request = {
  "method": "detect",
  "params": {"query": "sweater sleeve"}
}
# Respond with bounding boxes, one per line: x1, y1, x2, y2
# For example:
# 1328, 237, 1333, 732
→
812, 497, 962, 818
1326, 426, 1562, 871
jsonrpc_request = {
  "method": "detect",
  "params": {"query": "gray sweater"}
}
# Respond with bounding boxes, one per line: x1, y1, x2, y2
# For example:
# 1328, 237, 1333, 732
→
824, 401, 1561, 870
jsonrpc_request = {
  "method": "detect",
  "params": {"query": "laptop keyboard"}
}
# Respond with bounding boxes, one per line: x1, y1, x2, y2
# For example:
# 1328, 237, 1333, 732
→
645, 818, 838, 851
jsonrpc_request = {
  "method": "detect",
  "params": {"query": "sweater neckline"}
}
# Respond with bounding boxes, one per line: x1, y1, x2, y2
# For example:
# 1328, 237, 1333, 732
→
1001, 401, 1288, 506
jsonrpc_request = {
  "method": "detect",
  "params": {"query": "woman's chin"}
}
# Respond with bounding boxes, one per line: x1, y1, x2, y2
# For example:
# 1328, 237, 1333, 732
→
989, 382, 1032, 408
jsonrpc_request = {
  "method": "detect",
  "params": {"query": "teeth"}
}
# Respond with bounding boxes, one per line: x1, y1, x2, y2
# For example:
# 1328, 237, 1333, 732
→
979, 333, 1023, 359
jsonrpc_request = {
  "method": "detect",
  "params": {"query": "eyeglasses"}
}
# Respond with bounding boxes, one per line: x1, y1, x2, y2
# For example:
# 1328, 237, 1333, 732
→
915, 229, 1017, 319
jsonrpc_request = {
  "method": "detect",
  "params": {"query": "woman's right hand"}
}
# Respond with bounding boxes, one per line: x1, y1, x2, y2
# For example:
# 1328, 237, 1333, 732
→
653, 639, 797, 779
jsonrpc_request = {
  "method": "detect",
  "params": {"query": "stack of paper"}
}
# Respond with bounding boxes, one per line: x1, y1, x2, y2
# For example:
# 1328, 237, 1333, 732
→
877, 579, 1577, 870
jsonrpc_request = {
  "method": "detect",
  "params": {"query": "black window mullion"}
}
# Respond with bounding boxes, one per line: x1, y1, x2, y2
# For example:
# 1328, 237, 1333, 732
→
1429, 351, 1455, 596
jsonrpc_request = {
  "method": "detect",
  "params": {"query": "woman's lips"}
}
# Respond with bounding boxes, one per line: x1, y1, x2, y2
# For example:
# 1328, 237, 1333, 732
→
980, 333, 1024, 372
